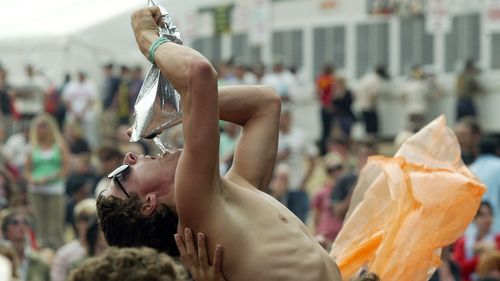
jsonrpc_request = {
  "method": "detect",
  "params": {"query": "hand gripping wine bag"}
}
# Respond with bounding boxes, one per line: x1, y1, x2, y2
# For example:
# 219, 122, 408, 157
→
130, 0, 183, 141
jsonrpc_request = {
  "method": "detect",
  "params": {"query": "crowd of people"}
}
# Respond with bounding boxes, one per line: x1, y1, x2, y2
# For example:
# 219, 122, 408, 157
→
308, 60, 498, 281
0, 61, 158, 280
0, 10, 497, 280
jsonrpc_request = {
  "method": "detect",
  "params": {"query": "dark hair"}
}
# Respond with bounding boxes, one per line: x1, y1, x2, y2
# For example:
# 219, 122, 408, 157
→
322, 64, 334, 74
477, 201, 493, 217
1, 209, 28, 237
465, 59, 476, 71
478, 136, 498, 155
67, 247, 185, 281
97, 194, 179, 257
85, 220, 100, 257
97, 144, 123, 161
457, 116, 482, 135
66, 175, 89, 196
353, 272, 380, 281
375, 65, 389, 80
121, 65, 130, 74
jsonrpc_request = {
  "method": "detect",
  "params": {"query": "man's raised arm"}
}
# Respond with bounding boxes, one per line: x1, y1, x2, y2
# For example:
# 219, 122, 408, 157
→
132, 8, 220, 220
218, 86, 281, 189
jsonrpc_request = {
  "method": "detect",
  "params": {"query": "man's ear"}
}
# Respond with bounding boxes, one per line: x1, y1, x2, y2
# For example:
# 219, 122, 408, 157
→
141, 193, 158, 216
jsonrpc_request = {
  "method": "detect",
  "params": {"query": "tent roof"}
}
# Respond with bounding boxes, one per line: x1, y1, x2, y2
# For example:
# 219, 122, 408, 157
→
0, 0, 196, 85
0, 0, 144, 39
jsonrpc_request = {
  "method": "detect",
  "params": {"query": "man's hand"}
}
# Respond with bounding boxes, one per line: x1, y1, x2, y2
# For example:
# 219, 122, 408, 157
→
175, 228, 226, 281
131, 7, 163, 57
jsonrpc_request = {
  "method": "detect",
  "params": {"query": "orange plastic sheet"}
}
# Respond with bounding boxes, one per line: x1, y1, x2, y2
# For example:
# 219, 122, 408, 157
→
330, 116, 486, 281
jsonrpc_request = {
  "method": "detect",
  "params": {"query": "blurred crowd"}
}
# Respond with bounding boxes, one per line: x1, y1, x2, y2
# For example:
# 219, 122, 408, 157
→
0, 55, 497, 281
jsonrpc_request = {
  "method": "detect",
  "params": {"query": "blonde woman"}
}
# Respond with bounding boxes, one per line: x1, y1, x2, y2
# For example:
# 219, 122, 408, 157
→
24, 113, 69, 250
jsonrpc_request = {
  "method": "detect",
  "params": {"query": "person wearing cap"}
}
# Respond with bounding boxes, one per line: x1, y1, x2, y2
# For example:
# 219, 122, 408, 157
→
97, 6, 341, 281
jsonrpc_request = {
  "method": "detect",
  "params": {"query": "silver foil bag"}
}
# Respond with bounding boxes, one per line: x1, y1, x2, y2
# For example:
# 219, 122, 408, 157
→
130, 0, 183, 141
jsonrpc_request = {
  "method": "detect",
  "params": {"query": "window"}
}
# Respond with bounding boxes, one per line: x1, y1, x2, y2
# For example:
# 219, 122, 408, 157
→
400, 17, 434, 75
356, 21, 390, 77
272, 30, 303, 69
231, 33, 262, 65
492, 33, 500, 69
191, 36, 222, 64
313, 26, 346, 79
445, 13, 480, 72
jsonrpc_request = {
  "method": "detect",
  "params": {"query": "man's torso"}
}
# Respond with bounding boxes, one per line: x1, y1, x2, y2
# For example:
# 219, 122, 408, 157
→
187, 178, 341, 281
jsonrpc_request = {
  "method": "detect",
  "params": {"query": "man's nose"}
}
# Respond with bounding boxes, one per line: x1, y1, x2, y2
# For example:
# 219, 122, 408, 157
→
124, 152, 137, 165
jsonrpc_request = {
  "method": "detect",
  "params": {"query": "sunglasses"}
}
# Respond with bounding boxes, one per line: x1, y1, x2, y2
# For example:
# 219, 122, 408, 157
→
107, 164, 131, 198
9, 219, 28, 226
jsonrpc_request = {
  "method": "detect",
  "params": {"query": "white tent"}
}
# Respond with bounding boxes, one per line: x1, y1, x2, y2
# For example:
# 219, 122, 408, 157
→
0, 0, 153, 86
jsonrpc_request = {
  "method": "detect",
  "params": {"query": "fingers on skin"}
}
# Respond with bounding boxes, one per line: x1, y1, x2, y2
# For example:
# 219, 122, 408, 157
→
213, 244, 222, 271
184, 228, 198, 265
174, 234, 187, 257
211, 245, 224, 280
177, 229, 224, 280
197, 233, 209, 266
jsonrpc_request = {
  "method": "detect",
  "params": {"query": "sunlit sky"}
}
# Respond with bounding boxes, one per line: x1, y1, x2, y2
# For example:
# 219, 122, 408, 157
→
0, 0, 215, 38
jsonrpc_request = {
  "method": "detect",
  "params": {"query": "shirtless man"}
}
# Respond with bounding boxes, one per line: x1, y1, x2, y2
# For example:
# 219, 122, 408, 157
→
97, 7, 341, 281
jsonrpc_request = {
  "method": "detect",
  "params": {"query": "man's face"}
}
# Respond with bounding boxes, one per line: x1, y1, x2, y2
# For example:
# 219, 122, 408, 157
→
475, 205, 493, 233
36, 120, 49, 136
454, 123, 473, 149
104, 66, 113, 76
103, 150, 182, 202
75, 213, 96, 235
